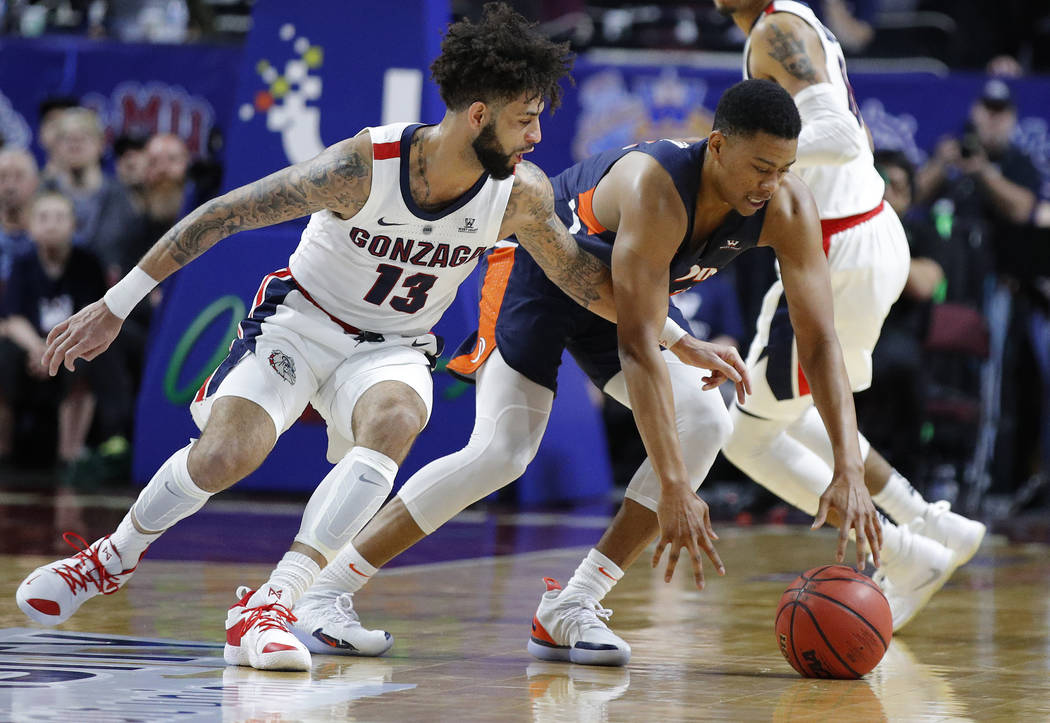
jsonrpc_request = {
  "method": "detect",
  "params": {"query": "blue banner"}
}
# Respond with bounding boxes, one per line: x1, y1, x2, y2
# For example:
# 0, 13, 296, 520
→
0, 35, 240, 159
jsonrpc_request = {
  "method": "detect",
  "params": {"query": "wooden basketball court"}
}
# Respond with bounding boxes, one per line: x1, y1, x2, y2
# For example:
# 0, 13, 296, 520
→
2, 491, 1048, 721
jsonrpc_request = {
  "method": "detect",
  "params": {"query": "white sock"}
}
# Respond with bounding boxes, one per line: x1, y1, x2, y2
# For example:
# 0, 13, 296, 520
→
873, 470, 929, 526
312, 544, 376, 595
110, 443, 210, 562
879, 514, 905, 566
249, 552, 321, 608
563, 549, 623, 602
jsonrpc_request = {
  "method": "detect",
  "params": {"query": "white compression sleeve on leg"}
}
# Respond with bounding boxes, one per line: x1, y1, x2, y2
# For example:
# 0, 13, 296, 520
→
794, 82, 869, 168
785, 405, 871, 467
294, 446, 399, 562
398, 348, 553, 533
126, 442, 212, 534
603, 351, 733, 511
723, 407, 834, 515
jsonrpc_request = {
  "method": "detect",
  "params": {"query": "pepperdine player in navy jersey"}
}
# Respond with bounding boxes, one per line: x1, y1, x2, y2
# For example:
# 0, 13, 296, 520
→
17, 4, 751, 673
299, 79, 884, 667
715, 0, 986, 633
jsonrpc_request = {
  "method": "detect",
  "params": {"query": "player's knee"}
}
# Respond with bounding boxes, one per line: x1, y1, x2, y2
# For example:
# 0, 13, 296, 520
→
188, 432, 269, 492
355, 395, 427, 450
468, 431, 535, 483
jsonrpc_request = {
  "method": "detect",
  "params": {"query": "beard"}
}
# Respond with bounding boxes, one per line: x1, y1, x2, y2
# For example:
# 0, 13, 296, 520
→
472, 121, 518, 180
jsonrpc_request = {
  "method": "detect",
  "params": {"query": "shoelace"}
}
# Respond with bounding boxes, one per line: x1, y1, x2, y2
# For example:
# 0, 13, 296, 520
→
241, 600, 299, 632
333, 593, 362, 624
52, 532, 123, 596
561, 596, 614, 633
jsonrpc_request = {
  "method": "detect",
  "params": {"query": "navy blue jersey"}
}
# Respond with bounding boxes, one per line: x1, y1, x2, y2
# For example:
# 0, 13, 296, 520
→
448, 140, 768, 392
551, 138, 767, 294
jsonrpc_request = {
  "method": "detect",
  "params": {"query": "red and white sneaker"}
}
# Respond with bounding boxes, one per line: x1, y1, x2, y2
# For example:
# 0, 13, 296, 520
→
224, 586, 312, 671
527, 578, 631, 667
16, 533, 140, 625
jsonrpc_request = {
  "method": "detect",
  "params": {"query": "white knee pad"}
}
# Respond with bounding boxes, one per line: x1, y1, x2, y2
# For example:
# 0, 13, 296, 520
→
604, 353, 733, 511
294, 446, 398, 562
399, 348, 553, 533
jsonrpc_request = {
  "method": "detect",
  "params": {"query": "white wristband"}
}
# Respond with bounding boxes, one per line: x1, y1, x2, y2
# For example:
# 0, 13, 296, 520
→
103, 266, 159, 319
659, 317, 687, 348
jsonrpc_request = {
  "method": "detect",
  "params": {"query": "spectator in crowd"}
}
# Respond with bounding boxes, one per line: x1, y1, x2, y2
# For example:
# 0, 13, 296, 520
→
41, 107, 143, 280
0, 149, 40, 294
112, 133, 149, 213
0, 191, 123, 473
35, 97, 80, 180
915, 79, 1043, 499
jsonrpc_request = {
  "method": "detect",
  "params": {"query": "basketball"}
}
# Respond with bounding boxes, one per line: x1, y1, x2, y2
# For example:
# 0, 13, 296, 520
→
775, 565, 892, 679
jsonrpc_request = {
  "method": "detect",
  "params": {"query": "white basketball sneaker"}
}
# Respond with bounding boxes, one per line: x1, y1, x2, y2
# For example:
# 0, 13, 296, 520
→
290, 589, 393, 657
527, 577, 631, 667
16, 533, 140, 625
224, 586, 311, 671
908, 501, 986, 566
873, 527, 956, 632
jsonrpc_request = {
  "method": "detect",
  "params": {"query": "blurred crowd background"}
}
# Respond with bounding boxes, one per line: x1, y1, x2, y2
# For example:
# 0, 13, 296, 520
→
1, 0, 1048, 529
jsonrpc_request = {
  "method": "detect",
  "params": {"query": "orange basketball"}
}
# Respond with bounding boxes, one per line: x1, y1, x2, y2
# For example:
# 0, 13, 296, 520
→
775, 565, 892, 679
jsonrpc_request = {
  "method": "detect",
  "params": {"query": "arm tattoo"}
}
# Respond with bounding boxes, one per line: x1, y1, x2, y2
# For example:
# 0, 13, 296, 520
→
509, 162, 610, 310
159, 142, 370, 267
766, 23, 818, 83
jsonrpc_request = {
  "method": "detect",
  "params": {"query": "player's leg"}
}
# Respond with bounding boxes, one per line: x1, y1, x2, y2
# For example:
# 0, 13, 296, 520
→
293, 347, 553, 654
16, 394, 276, 628
528, 351, 732, 666
787, 407, 986, 564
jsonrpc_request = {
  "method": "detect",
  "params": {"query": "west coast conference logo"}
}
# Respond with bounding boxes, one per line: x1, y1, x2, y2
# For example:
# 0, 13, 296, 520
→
238, 23, 326, 164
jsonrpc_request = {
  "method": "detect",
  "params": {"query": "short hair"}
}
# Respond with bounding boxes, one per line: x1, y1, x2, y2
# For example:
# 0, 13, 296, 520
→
431, 2, 574, 113
30, 189, 75, 214
873, 148, 915, 192
56, 107, 104, 139
113, 133, 148, 158
712, 79, 801, 140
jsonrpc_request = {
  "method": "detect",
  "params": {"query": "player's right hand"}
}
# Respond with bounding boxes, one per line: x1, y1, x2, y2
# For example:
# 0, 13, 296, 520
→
42, 299, 123, 376
652, 485, 726, 590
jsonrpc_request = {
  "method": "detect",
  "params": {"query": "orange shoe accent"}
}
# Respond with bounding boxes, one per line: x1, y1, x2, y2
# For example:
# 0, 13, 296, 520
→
531, 616, 560, 646
543, 577, 562, 592
447, 246, 516, 378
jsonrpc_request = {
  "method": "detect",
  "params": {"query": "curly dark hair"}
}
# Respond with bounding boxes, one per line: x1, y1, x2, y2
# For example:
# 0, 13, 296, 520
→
712, 79, 801, 140
431, 2, 574, 113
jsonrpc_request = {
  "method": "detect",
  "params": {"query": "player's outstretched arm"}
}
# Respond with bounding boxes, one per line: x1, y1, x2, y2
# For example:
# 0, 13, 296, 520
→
763, 176, 882, 568
42, 136, 373, 376
502, 161, 616, 319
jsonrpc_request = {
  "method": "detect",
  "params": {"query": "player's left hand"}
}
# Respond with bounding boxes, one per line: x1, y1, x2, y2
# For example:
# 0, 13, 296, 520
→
668, 335, 751, 404
812, 470, 883, 570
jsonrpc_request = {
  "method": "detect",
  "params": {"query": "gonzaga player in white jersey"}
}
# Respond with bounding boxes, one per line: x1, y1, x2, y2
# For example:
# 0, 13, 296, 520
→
16, 5, 623, 672
716, 0, 985, 631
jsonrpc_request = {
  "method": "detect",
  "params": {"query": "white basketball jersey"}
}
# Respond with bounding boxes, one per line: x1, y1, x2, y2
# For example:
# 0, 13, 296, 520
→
288, 122, 514, 336
743, 0, 884, 219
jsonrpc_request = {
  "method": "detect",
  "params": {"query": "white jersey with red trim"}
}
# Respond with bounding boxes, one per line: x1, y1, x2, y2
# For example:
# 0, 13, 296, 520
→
743, 0, 884, 219
288, 122, 514, 336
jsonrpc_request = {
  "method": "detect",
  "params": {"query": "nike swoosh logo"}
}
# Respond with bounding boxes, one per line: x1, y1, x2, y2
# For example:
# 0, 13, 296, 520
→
598, 566, 617, 581
359, 474, 386, 488
377, 217, 406, 226
411, 340, 430, 348
348, 563, 371, 577
25, 575, 39, 586
918, 567, 944, 589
